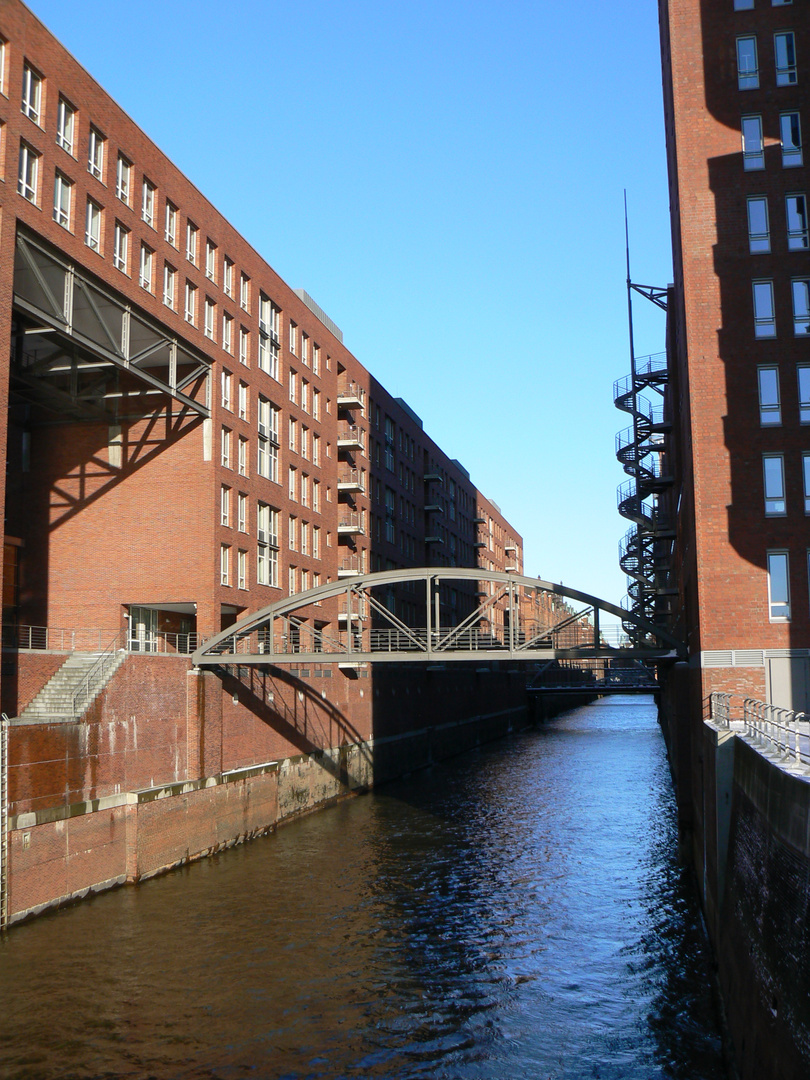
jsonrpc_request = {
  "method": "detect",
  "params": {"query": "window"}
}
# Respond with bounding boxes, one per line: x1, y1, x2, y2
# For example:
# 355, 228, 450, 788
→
301, 426, 309, 459
221, 485, 231, 527
204, 297, 216, 340
56, 97, 75, 154
239, 327, 250, 366
289, 369, 297, 403
186, 221, 198, 264
792, 279, 810, 334
734, 0, 754, 8
775, 32, 797, 86
747, 196, 769, 252
17, 141, 38, 202
302, 333, 309, 365
221, 427, 231, 468
205, 240, 217, 281
753, 280, 776, 336
758, 366, 781, 425
163, 263, 176, 309
313, 526, 320, 559
88, 127, 105, 180
257, 398, 279, 482
238, 493, 247, 532
257, 503, 279, 587
313, 388, 321, 420
763, 454, 786, 514
289, 416, 297, 452
238, 550, 247, 590
259, 294, 280, 379
53, 172, 71, 229
786, 194, 808, 249
737, 36, 759, 89
240, 272, 250, 312
313, 344, 321, 375
313, 433, 321, 466
139, 244, 153, 291
781, 112, 802, 167
301, 474, 309, 507
289, 515, 297, 550
184, 281, 197, 324
165, 201, 177, 246
238, 382, 248, 421
301, 521, 309, 556
142, 179, 155, 227
238, 436, 248, 476
220, 314, 232, 355
115, 154, 131, 205
289, 465, 296, 501
289, 321, 297, 353
221, 370, 232, 411
799, 365, 810, 422
313, 479, 321, 512
223, 256, 233, 297
803, 454, 810, 513
21, 63, 41, 123
86, 199, 101, 251
0, 37, 7, 95
767, 551, 790, 619
220, 545, 230, 587
302, 379, 309, 413
742, 115, 765, 170
113, 221, 129, 273
288, 566, 297, 595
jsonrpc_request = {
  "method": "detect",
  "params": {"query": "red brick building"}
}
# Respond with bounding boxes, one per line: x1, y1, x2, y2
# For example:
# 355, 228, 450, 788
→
0, 0, 523, 682
659, 0, 810, 711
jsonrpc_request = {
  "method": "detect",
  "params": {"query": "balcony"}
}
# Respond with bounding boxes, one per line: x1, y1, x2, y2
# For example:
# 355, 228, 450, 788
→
338, 514, 366, 536
337, 469, 365, 493
424, 472, 443, 484
425, 534, 443, 544
338, 556, 365, 577
337, 425, 364, 452
505, 544, 517, 553
473, 515, 486, 524
473, 539, 487, 548
337, 381, 365, 411
424, 503, 444, 514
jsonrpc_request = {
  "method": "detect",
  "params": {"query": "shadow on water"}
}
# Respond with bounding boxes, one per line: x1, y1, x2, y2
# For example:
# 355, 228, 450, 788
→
0, 695, 731, 1080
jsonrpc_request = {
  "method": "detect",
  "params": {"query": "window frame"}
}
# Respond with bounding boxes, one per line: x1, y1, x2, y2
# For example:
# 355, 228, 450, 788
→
53, 171, 72, 229
56, 95, 75, 155
767, 550, 791, 620
737, 35, 759, 90
774, 31, 797, 86
17, 140, 38, 202
758, 365, 781, 425
781, 112, 803, 167
786, 193, 808, 250
747, 195, 770, 252
85, 198, 101, 252
753, 279, 777, 337
115, 153, 131, 205
763, 452, 787, 515
21, 62, 42, 124
88, 126, 105, 181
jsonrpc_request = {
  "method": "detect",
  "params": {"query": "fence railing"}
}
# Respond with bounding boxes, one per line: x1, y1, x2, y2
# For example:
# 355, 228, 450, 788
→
3, 625, 203, 656
709, 691, 809, 766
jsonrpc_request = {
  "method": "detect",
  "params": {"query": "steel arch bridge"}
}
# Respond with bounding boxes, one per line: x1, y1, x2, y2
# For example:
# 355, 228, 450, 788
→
191, 568, 685, 668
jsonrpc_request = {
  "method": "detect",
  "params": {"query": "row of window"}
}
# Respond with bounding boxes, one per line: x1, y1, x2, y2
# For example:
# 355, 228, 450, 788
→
752, 278, 810, 335
16, 57, 328, 381
735, 0, 793, 7
760, 451, 810, 514
737, 32, 797, 90
747, 192, 808, 251
757, 363, 810, 423
742, 112, 802, 169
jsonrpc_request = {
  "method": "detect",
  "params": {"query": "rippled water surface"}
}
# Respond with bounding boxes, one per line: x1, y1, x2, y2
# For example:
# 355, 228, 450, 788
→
0, 696, 729, 1079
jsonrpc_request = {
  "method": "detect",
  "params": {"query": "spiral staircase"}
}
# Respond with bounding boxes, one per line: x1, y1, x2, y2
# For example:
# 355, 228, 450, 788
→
613, 352, 677, 644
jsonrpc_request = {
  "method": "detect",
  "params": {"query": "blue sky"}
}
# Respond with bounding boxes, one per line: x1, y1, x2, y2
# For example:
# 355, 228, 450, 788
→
29, 0, 672, 606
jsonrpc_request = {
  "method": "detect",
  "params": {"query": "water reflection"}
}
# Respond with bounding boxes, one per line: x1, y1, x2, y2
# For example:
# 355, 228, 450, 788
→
0, 696, 728, 1079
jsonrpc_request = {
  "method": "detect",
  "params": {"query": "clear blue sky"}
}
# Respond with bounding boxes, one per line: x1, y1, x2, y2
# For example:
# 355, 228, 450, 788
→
28, 0, 672, 607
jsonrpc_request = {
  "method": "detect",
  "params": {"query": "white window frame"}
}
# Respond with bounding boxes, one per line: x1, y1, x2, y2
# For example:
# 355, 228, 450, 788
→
786, 194, 808, 250
767, 550, 790, 620
758, 366, 781, 425
165, 201, 177, 246
163, 264, 176, 309
85, 199, 101, 252
56, 96, 75, 155
113, 221, 129, 273
115, 154, 131, 205
184, 281, 197, 325
221, 485, 231, 527
289, 320, 297, 353
763, 453, 787, 515
238, 550, 247, 591
139, 243, 153, 291
223, 257, 233, 297
88, 127, 105, 180
239, 326, 250, 366
17, 141, 38, 202
240, 272, 250, 312
737, 36, 759, 90
205, 240, 217, 281
21, 63, 41, 123
221, 370, 232, 411
775, 31, 797, 86
747, 196, 770, 253
238, 381, 248, 421
204, 297, 216, 340
753, 279, 776, 337
186, 220, 198, 265
781, 112, 802, 167
221, 427, 231, 469
238, 493, 247, 533
142, 179, 155, 227
220, 544, 231, 587
222, 314, 233, 354
238, 436, 248, 477
53, 172, 71, 229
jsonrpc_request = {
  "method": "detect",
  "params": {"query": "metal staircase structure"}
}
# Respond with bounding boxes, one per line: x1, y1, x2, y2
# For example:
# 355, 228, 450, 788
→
614, 283, 678, 645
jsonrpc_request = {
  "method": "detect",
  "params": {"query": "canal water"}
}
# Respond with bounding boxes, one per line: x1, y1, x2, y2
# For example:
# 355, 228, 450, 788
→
0, 696, 729, 1079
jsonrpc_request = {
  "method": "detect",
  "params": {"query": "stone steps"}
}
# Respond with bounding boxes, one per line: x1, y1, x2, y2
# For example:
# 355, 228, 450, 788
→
21, 650, 127, 720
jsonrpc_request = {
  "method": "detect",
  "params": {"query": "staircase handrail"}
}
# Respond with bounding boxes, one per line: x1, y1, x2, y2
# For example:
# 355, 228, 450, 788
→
72, 630, 126, 717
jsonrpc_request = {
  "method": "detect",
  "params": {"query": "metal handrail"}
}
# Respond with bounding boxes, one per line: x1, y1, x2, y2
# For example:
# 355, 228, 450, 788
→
72, 631, 126, 717
710, 691, 809, 766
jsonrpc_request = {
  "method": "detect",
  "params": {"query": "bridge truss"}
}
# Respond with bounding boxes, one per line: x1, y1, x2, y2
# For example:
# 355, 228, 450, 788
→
191, 568, 686, 669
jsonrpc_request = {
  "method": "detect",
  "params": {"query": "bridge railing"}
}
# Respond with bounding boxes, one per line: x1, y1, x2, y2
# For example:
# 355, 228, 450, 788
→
710, 691, 808, 766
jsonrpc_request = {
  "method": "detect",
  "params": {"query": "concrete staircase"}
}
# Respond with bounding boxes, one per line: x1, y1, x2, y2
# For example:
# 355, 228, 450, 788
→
20, 649, 127, 721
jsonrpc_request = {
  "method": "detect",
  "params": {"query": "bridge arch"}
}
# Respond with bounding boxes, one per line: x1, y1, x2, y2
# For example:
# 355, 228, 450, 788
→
191, 568, 685, 668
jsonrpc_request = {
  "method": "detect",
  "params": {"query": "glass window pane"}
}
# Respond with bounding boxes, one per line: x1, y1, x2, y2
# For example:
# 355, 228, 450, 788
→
768, 552, 790, 619
792, 280, 810, 334
786, 195, 808, 249
748, 196, 770, 252
737, 37, 759, 89
758, 367, 781, 424
781, 112, 802, 167
764, 455, 786, 514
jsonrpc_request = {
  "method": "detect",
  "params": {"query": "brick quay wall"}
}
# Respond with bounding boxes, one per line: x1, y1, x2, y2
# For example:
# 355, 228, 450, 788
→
4, 655, 568, 927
